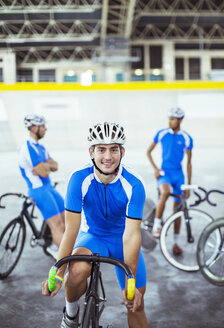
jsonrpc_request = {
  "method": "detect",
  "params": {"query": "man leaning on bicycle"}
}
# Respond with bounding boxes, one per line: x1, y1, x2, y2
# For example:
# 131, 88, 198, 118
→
42, 122, 149, 328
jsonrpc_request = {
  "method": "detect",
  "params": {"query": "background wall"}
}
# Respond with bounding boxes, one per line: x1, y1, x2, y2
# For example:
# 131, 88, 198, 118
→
0, 83, 224, 152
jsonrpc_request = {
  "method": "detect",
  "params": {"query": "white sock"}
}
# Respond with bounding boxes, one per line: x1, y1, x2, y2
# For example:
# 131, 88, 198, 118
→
65, 299, 79, 318
174, 234, 179, 244
153, 218, 162, 230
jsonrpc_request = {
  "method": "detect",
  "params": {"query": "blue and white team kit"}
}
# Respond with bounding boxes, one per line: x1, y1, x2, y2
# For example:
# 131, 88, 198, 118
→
18, 136, 64, 220
65, 163, 147, 290
154, 128, 193, 200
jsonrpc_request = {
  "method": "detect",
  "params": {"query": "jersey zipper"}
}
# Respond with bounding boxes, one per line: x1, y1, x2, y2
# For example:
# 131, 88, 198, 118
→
104, 184, 108, 217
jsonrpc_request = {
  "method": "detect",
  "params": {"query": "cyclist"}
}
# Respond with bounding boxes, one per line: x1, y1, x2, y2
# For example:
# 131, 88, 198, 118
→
147, 107, 193, 255
42, 122, 149, 328
18, 114, 65, 259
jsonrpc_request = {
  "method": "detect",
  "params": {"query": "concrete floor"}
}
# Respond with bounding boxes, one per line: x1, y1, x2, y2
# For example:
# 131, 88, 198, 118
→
0, 147, 224, 328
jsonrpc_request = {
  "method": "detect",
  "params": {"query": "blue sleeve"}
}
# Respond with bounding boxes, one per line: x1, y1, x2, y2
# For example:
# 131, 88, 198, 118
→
153, 130, 161, 143
187, 135, 193, 150
127, 181, 146, 220
65, 172, 83, 213
27, 141, 41, 167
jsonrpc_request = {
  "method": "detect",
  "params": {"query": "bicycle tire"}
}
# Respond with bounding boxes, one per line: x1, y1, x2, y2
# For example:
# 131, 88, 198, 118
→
82, 296, 98, 328
160, 209, 214, 272
0, 218, 26, 279
197, 217, 224, 286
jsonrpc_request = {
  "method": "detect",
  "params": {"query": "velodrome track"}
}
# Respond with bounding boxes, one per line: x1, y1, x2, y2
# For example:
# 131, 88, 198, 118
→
0, 147, 223, 328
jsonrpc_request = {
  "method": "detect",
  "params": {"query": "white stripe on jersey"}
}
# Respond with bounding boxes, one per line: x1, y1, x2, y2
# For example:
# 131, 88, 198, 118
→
82, 173, 95, 198
80, 211, 89, 232
18, 142, 43, 188
178, 131, 191, 149
120, 176, 132, 216
158, 128, 171, 142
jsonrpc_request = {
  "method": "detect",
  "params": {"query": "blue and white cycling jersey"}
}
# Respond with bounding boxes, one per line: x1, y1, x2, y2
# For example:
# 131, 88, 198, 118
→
18, 136, 51, 189
154, 128, 193, 170
65, 164, 146, 236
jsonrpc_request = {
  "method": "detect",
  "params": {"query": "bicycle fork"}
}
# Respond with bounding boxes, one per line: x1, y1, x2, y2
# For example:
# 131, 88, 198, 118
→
83, 261, 106, 328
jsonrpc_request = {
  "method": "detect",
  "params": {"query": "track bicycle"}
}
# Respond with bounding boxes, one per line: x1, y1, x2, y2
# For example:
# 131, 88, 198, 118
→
48, 253, 135, 328
197, 188, 224, 286
160, 184, 215, 272
0, 191, 56, 279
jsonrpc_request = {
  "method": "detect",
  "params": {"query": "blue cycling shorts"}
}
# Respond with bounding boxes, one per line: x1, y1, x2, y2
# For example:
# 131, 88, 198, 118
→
158, 169, 184, 202
28, 184, 65, 220
74, 230, 146, 291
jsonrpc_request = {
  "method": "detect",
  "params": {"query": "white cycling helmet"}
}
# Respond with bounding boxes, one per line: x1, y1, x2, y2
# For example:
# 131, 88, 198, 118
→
24, 114, 46, 128
87, 122, 126, 146
168, 107, 185, 119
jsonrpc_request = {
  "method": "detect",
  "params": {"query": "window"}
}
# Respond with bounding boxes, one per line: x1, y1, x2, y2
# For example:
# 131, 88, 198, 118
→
211, 58, 224, 69
131, 46, 144, 69
150, 45, 162, 69
189, 58, 201, 80
17, 69, 33, 82
0, 68, 3, 82
39, 69, 55, 82
175, 58, 184, 80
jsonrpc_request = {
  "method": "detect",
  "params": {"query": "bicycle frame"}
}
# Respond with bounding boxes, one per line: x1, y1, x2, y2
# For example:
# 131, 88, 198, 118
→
48, 254, 135, 327
0, 192, 49, 245
82, 260, 106, 326
169, 191, 195, 243
169, 186, 208, 244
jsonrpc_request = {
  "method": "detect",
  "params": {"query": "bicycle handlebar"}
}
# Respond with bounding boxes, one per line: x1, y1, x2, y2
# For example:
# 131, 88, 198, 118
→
189, 187, 224, 207
0, 192, 29, 208
48, 254, 136, 301
0, 192, 37, 217
206, 189, 224, 207
190, 187, 208, 207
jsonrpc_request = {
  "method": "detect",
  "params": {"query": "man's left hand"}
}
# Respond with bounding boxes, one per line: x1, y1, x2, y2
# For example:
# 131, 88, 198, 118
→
124, 287, 143, 312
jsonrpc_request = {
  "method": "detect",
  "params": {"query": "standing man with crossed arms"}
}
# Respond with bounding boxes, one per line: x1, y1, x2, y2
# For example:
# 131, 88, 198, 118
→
18, 114, 65, 259
147, 107, 193, 255
42, 122, 149, 328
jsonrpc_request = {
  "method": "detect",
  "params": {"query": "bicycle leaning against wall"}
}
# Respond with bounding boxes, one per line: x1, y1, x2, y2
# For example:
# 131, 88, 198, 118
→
0, 191, 56, 279
197, 188, 224, 286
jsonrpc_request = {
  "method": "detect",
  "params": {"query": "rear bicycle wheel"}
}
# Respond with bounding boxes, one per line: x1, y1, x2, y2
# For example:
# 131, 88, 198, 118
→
197, 217, 224, 286
82, 296, 98, 328
160, 209, 214, 272
0, 218, 26, 279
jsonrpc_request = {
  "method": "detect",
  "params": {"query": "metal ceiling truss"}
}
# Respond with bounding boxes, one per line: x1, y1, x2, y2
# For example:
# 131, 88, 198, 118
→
0, 0, 224, 66
134, 23, 224, 41
16, 45, 94, 63
0, 0, 101, 11
0, 20, 101, 41
135, 0, 224, 12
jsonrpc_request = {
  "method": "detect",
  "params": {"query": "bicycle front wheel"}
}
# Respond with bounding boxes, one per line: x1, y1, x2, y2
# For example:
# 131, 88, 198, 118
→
82, 296, 98, 328
197, 217, 224, 286
0, 218, 26, 279
160, 209, 214, 272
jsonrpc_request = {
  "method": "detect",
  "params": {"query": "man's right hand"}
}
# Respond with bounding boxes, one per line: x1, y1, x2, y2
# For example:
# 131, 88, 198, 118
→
42, 279, 62, 297
154, 168, 161, 179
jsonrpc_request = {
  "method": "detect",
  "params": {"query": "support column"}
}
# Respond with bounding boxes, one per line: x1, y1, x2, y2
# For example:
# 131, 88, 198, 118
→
144, 45, 150, 78
163, 42, 175, 81
200, 52, 210, 80
0, 52, 16, 84
33, 67, 39, 83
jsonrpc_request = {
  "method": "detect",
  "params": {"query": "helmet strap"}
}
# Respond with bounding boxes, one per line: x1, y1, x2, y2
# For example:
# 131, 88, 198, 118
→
91, 147, 122, 176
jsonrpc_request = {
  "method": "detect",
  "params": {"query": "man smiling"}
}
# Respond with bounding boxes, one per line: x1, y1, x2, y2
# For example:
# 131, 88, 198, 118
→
42, 122, 149, 328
